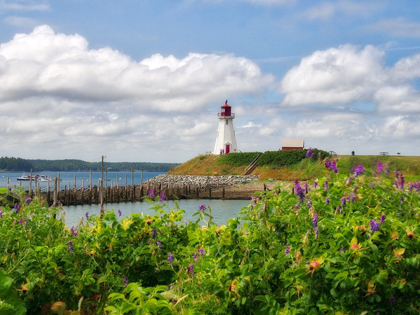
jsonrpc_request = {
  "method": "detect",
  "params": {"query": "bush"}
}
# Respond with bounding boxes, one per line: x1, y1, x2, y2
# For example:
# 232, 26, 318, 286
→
258, 148, 329, 167
217, 152, 262, 166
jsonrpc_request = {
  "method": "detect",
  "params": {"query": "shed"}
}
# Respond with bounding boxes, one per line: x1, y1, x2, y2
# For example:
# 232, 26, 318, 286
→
281, 139, 304, 151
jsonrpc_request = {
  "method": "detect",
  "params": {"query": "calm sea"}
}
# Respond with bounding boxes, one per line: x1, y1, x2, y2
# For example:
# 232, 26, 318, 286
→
0, 171, 165, 190
63, 199, 251, 228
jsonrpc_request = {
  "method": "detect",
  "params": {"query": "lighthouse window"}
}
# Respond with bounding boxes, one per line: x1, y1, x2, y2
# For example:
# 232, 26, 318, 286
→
226, 119, 228, 125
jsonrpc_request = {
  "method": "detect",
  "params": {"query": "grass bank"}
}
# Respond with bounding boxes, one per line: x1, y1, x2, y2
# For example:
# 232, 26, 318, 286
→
171, 153, 420, 181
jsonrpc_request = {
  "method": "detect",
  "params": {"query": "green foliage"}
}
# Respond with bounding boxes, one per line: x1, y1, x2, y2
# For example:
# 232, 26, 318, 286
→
0, 157, 179, 172
217, 152, 262, 166
258, 149, 329, 167
1, 167, 420, 314
0, 269, 26, 315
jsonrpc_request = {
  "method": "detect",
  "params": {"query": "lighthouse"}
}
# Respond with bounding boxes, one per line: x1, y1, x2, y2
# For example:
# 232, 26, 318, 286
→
213, 100, 238, 155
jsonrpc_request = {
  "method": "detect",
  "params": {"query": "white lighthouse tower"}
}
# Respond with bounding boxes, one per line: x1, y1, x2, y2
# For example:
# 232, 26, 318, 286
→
213, 100, 238, 155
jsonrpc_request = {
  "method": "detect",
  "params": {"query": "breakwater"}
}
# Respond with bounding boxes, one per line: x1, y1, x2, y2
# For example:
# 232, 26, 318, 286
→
5, 174, 263, 206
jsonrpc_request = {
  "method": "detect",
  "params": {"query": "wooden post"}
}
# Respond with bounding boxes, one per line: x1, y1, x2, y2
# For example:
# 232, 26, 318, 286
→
58, 173, 61, 191
125, 174, 128, 202
131, 168, 134, 202
222, 188, 225, 199
98, 179, 102, 205
7, 177, 10, 191
141, 171, 143, 185
209, 188, 212, 199
116, 174, 119, 203
89, 170, 92, 189
47, 180, 51, 205
53, 177, 58, 207
29, 169, 33, 196
81, 178, 85, 204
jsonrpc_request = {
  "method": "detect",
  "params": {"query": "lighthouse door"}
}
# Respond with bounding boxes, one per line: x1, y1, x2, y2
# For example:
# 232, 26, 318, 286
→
225, 144, 230, 154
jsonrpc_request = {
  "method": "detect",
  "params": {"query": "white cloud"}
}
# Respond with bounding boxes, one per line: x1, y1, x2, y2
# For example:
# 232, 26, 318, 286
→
366, 17, 420, 38
0, 1, 50, 12
301, 0, 381, 20
3, 16, 39, 28
280, 44, 386, 106
0, 25, 274, 112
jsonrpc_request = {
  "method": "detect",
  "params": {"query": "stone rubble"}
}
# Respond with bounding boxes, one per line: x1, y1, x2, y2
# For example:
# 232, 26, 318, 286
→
145, 174, 259, 189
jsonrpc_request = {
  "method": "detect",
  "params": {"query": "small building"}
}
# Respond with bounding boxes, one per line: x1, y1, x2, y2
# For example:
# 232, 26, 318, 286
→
213, 100, 238, 155
281, 139, 304, 151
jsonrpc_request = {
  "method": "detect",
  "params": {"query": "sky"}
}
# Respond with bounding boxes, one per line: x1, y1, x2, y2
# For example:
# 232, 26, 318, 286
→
1, 0, 420, 163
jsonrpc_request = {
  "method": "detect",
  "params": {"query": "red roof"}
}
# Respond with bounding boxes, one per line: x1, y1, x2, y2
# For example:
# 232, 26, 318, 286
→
222, 100, 231, 107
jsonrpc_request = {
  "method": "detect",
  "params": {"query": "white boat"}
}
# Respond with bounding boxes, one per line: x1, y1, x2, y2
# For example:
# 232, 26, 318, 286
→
17, 174, 38, 181
39, 175, 54, 182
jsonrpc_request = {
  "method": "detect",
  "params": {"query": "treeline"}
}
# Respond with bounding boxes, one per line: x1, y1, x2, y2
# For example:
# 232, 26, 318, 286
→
0, 157, 179, 172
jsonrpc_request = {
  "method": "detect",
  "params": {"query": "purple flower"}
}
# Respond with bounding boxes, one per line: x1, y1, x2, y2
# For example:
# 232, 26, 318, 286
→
25, 196, 31, 204
167, 253, 174, 265
340, 247, 346, 252
0, 208, 2, 218
100, 205, 104, 219
118, 209, 122, 217
187, 264, 194, 277
347, 193, 356, 203
305, 148, 313, 158
325, 197, 330, 204
366, 234, 371, 239
85, 211, 89, 219
198, 247, 205, 257
123, 276, 128, 288
325, 158, 331, 169
340, 197, 346, 207
193, 253, 199, 262
151, 229, 157, 238
14, 203, 20, 213
312, 213, 318, 228
18, 219, 23, 225
157, 239, 161, 250
285, 246, 290, 255
353, 185, 358, 193
323, 180, 329, 191
68, 241, 73, 254
307, 198, 312, 208
24, 217, 28, 228
394, 172, 405, 189
294, 180, 305, 202
148, 189, 155, 198
380, 214, 386, 224
370, 219, 380, 232
199, 204, 206, 212
70, 226, 78, 237
389, 296, 397, 304
251, 196, 257, 205
159, 192, 166, 202
377, 161, 384, 173
313, 181, 318, 189
295, 203, 300, 210
353, 164, 365, 176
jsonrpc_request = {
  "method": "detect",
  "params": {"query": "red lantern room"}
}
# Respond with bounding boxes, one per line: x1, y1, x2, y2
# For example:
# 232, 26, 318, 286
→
220, 100, 231, 117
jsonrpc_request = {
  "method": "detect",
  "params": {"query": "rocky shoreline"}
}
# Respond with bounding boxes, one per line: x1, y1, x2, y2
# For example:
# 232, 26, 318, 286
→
145, 174, 259, 189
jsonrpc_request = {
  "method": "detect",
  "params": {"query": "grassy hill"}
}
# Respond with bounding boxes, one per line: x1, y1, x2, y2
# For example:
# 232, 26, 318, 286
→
171, 152, 420, 181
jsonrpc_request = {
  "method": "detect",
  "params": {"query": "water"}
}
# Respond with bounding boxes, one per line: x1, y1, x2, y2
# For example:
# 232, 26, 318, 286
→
63, 199, 251, 228
0, 171, 165, 190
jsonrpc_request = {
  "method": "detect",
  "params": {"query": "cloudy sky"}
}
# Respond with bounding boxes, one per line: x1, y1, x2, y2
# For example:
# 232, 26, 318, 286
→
1, 0, 420, 163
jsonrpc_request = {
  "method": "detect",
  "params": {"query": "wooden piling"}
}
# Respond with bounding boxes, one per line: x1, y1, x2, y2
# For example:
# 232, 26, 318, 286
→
53, 177, 58, 207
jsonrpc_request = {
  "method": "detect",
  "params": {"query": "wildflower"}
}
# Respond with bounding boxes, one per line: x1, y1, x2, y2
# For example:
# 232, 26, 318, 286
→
100, 205, 104, 219
366, 234, 371, 239
312, 213, 318, 228
14, 203, 20, 213
159, 191, 166, 202
304, 182, 309, 194
313, 181, 318, 188
123, 276, 128, 288
148, 189, 155, 198
353, 185, 358, 193
285, 246, 290, 255
251, 196, 258, 205
25, 196, 31, 204
369, 182, 375, 187
70, 226, 78, 237
347, 193, 356, 203
380, 214, 386, 224
394, 172, 405, 189
68, 241, 73, 254
399, 197, 404, 204
323, 180, 329, 191
18, 219, 23, 225
306, 198, 312, 208
330, 160, 339, 173
377, 161, 384, 173
353, 164, 365, 176
193, 253, 199, 262
198, 247, 205, 257
325, 197, 330, 204
167, 253, 174, 265
389, 297, 397, 304
325, 158, 331, 169
0, 208, 2, 218
85, 211, 89, 219
157, 239, 161, 250
340, 197, 346, 207
295, 203, 300, 210
151, 229, 157, 238
305, 148, 313, 158
370, 219, 380, 232
340, 247, 346, 252
199, 204, 206, 212
187, 263, 194, 277
294, 180, 305, 202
